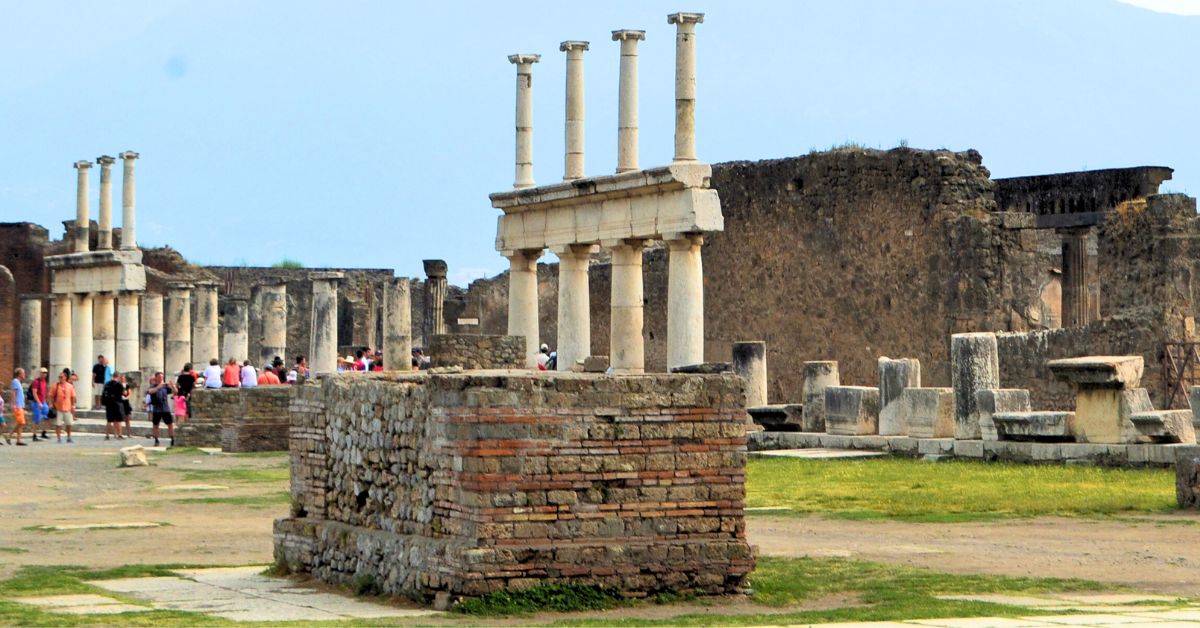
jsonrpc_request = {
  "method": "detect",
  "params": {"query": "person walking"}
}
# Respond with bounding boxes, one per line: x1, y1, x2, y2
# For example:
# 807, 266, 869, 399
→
50, 368, 77, 443
30, 368, 49, 440
147, 372, 175, 447
5, 368, 27, 445
101, 373, 127, 440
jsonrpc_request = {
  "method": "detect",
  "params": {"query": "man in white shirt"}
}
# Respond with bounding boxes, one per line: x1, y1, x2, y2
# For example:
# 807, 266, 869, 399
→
202, 359, 223, 389
240, 360, 258, 388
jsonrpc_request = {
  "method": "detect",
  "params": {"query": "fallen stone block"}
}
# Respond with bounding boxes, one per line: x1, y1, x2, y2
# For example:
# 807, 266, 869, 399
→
670, 362, 732, 374
747, 404, 804, 432
1130, 410, 1197, 444
975, 389, 1032, 442
902, 388, 955, 439
119, 446, 149, 468
824, 386, 880, 436
991, 411, 1074, 441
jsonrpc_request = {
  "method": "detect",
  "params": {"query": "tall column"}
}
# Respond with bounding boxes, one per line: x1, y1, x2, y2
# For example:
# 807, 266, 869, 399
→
310, 272, 343, 375
139, 292, 164, 382
561, 40, 588, 181
951, 332, 1000, 440
50, 295, 72, 377
732, 341, 768, 408
508, 53, 541, 189
165, 283, 193, 375
96, 155, 115, 250
666, 233, 705, 370
1060, 228, 1091, 328
73, 160, 92, 253
506, 249, 542, 368
668, 12, 704, 163
423, 259, 448, 338
222, 298, 250, 363
19, 295, 43, 375
385, 277, 412, 371
192, 282, 219, 365
115, 292, 139, 375
612, 30, 645, 173
555, 244, 596, 370
119, 151, 139, 249
608, 239, 646, 373
71, 294, 94, 411
259, 281, 288, 366
93, 294, 116, 370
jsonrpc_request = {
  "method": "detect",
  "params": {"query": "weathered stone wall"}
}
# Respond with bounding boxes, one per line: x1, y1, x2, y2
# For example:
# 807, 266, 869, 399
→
428, 334, 523, 369
181, 386, 292, 451
1179, 446, 1200, 508
274, 371, 754, 604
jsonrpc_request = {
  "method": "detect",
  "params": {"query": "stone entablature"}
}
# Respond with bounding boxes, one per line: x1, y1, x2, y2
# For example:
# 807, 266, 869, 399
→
44, 249, 146, 294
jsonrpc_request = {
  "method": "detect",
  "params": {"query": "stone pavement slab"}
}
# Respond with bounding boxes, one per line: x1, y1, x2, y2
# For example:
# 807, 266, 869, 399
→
1048, 594, 1184, 604
11, 593, 150, 615
908, 618, 1059, 628
1024, 614, 1165, 625
938, 595, 1075, 608
1122, 610, 1200, 621
752, 448, 886, 459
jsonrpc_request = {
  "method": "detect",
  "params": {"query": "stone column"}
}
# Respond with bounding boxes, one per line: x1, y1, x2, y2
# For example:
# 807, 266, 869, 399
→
71, 294, 94, 410
385, 277, 412, 371
612, 30, 645, 173
116, 292, 139, 375
310, 272, 343, 375
259, 282, 288, 366
165, 283, 193, 375
222, 298, 250, 363
506, 249, 542, 368
732, 341, 768, 408
423, 259, 448, 338
96, 155, 115, 250
555, 244, 596, 370
93, 293, 116, 370
951, 332, 1000, 440
667, 12, 704, 163
139, 292, 164, 382
119, 151, 139, 249
73, 160, 92, 253
19, 295, 43, 375
666, 233, 705, 370
191, 282, 219, 365
561, 40, 588, 180
1060, 228, 1091, 328
50, 295, 72, 377
878, 357, 921, 436
508, 53, 541, 189
608, 239, 647, 373
802, 361, 840, 432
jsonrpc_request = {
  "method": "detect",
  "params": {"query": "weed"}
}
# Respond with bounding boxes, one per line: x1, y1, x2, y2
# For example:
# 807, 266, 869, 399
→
455, 582, 625, 615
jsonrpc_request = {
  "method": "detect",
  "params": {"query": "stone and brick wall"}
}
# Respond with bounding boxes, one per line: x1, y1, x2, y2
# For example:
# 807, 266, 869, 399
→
180, 385, 292, 451
1179, 446, 1200, 509
428, 334, 523, 370
275, 371, 754, 604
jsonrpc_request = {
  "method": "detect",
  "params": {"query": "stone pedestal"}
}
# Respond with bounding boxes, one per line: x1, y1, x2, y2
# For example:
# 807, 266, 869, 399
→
385, 277, 412, 371
71, 294, 94, 410
139, 292, 164, 381
1048, 356, 1143, 444
951, 332, 999, 440
192, 282, 220, 365
666, 233, 704, 370
555, 244, 595, 371
259, 282, 287, 366
1060, 228, 1091, 328
309, 272, 342, 375
901, 388, 955, 439
824, 386, 880, 436
165, 283, 193, 375
878, 357, 921, 436
732, 341, 767, 408
608, 239, 646, 373
506, 250, 542, 368
222, 298, 250, 363
116, 292, 140, 375
423, 260, 448, 339
93, 294, 116, 370
19, 295, 43, 375
801, 361, 839, 432
50, 295, 72, 377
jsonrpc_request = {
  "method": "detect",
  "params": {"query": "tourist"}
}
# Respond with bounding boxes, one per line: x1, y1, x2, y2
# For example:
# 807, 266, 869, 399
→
257, 365, 281, 386
412, 348, 431, 370
287, 355, 309, 384
50, 368, 76, 443
272, 356, 285, 376
120, 375, 135, 438
92, 355, 111, 408
30, 367, 49, 441
537, 344, 552, 370
147, 371, 175, 447
222, 358, 240, 388
101, 373, 127, 440
241, 360, 257, 388
175, 363, 197, 421
202, 359, 223, 389
372, 358, 383, 372
0, 389, 6, 444
337, 356, 352, 373
5, 368, 27, 446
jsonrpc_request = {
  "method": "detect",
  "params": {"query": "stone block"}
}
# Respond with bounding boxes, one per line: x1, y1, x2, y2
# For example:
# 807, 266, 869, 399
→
885, 437, 918, 454
1176, 445, 1200, 508
119, 445, 149, 467
902, 388, 955, 439
951, 333, 999, 440
917, 438, 954, 455
954, 440, 984, 458
801, 361, 839, 433
877, 357, 921, 436
1129, 410, 1197, 444
975, 389, 1032, 442
824, 386, 880, 436
1191, 387, 1200, 429
992, 411, 1074, 441
747, 404, 804, 432
1047, 355, 1144, 388
819, 434, 852, 449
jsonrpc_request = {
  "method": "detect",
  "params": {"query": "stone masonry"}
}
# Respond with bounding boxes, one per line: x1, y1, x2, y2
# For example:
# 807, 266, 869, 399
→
181, 386, 292, 452
274, 371, 754, 604
428, 334, 524, 370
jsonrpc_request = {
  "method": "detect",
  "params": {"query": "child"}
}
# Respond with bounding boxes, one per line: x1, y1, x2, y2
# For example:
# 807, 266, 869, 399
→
0, 392, 6, 444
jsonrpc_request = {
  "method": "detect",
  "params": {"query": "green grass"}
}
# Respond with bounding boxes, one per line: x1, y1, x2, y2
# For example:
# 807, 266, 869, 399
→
0, 547, 28, 554
178, 466, 289, 484
456, 583, 626, 615
746, 457, 1176, 522
171, 491, 291, 508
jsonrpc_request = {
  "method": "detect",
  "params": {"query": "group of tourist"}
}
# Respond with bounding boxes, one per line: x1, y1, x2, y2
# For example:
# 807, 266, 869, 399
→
3, 366, 80, 446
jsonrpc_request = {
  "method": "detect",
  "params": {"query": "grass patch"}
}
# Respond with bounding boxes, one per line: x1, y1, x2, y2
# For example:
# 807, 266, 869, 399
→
0, 546, 28, 554
178, 466, 289, 484
747, 457, 1175, 521
456, 582, 625, 615
171, 491, 291, 508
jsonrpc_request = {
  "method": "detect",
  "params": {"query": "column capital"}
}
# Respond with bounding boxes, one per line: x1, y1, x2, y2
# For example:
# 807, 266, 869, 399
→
668, 12, 705, 25
508, 53, 541, 66
663, 232, 705, 248
602, 238, 651, 250
166, 281, 195, 291
96, 155, 116, 166
74, 160, 92, 170
559, 40, 589, 52
552, 243, 598, 257
19, 293, 48, 302
502, 248, 544, 261
119, 150, 139, 161
612, 29, 646, 42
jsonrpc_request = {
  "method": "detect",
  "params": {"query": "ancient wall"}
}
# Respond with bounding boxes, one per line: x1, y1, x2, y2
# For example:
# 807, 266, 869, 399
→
181, 385, 292, 450
275, 371, 754, 604
428, 334, 523, 369
994, 166, 1172, 219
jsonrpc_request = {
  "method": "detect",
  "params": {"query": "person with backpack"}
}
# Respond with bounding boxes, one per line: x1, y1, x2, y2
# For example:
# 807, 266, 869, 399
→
101, 373, 127, 440
147, 372, 176, 447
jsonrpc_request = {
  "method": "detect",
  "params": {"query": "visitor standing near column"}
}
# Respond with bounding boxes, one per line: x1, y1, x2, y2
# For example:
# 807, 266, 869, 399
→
5, 369, 27, 446
222, 358, 241, 388
120, 374, 135, 439
30, 368, 49, 441
537, 344, 552, 370
101, 373, 127, 440
92, 355, 110, 408
286, 355, 309, 384
241, 360, 258, 388
202, 359, 223, 389
147, 372, 175, 448
50, 368, 77, 443
257, 365, 281, 386
175, 363, 196, 423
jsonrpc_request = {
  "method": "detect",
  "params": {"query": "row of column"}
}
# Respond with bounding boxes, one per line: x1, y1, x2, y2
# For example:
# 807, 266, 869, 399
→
72, 152, 138, 253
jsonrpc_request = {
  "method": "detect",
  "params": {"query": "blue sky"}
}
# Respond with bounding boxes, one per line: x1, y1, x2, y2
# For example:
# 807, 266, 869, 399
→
1, 0, 1197, 285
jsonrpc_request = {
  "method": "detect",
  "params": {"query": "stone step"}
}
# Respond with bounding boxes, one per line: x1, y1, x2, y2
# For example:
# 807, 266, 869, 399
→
992, 411, 1074, 441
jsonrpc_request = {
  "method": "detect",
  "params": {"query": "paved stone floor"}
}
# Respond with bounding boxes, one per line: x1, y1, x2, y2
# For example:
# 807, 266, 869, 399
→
751, 447, 887, 459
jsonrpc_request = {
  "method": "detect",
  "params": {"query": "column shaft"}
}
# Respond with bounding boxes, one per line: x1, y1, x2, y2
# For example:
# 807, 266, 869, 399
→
93, 294, 116, 370
732, 341, 768, 408
96, 156, 115, 250
555, 244, 595, 370
165, 284, 193, 375
561, 41, 588, 181
666, 234, 705, 370
259, 283, 288, 366
612, 30, 645, 173
668, 13, 704, 163
19, 296, 43, 375
507, 250, 542, 368
140, 292, 164, 382
119, 151, 139, 249
509, 54, 541, 189
71, 294, 95, 410
385, 278, 412, 371
50, 295, 72, 377
609, 240, 645, 373
116, 292, 139, 375
309, 273, 342, 375
423, 260, 448, 338
73, 161, 92, 253
222, 299, 249, 363
192, 283, 219, 364
1061, 229, 1091, 328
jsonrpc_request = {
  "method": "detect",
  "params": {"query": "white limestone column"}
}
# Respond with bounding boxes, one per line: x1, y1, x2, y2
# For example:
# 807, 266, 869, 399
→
191, 282, 219, 365
93, 293, 116, 370
506, 249, 542, 368
385, 277, 412, 371
666, 233, 705, 370
19, 295, 43, 375
732, 341, 768, 408
554, 244, 596, 370
508, 53, 541, 189
50, 294, 72, 377
561, 40, 588, 181
668, 12, 704, 163
71, 294, 95, 410
259, 281, 288, 366
165, 283, 193, 375
119, 151, 139, 249
423, 260, 448, 338
116, 292, 139, 375
139, 292, 164, 382
96, 155, 115, 250
222, 298, 249, 363
73, 160, 92, 253
608, 239, 646, 373
309, 272, 343, 375
612, 30, 645, 173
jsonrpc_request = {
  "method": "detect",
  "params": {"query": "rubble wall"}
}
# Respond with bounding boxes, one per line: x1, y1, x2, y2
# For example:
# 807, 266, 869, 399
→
182, 385, 292, 451
428, 334, 523, 369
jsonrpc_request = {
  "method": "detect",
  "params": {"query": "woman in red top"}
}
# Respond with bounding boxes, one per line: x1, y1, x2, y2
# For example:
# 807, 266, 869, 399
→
222, 358, 241, 387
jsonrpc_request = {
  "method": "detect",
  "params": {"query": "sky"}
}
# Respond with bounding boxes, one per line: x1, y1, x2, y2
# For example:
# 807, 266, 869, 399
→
1, 0, 1197, 286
